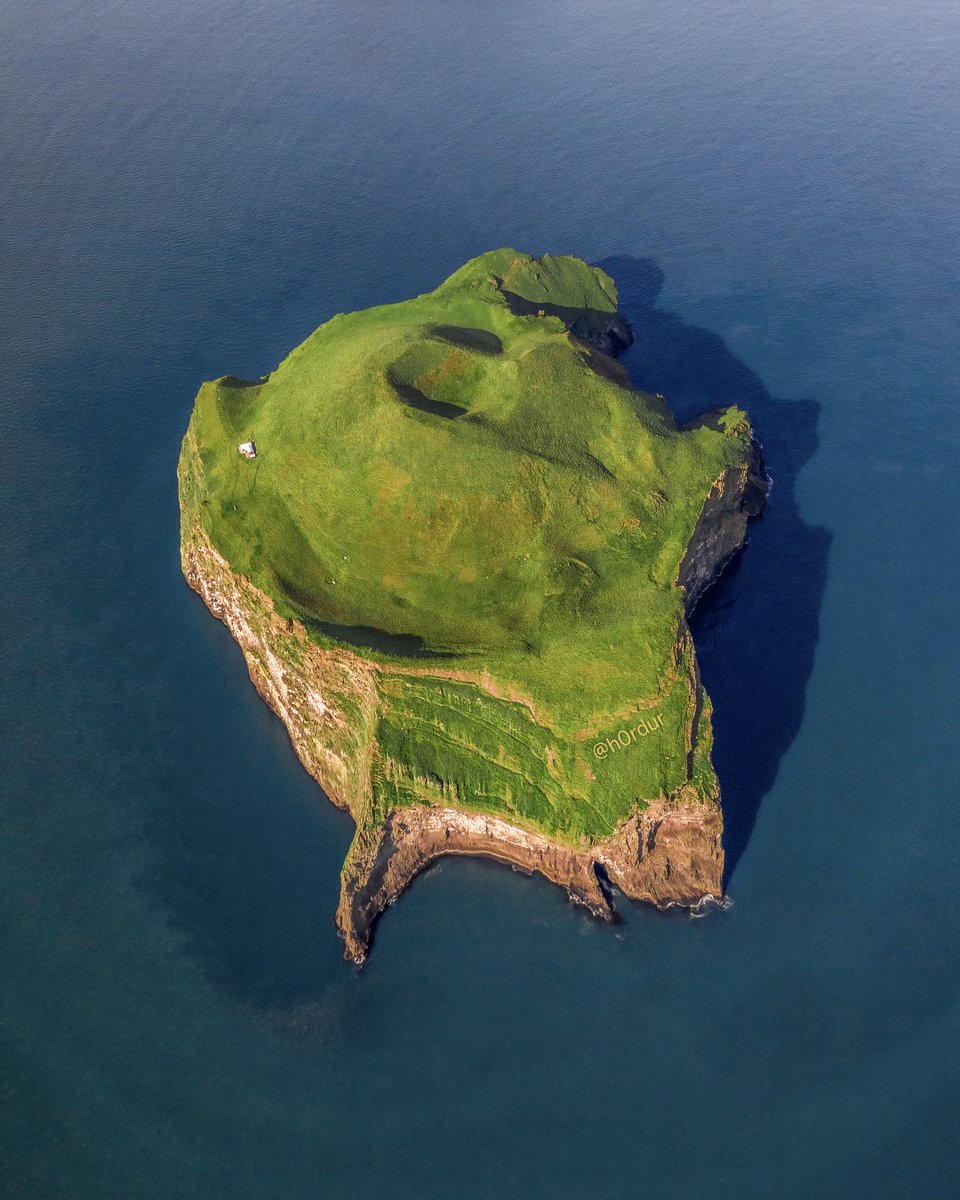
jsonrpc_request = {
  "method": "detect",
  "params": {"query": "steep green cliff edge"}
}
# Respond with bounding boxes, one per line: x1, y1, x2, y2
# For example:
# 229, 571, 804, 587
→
179, 250, 765, 955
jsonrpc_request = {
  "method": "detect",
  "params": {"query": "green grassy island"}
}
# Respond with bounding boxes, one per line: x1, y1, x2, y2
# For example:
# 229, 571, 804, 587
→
179, 250, 767, 961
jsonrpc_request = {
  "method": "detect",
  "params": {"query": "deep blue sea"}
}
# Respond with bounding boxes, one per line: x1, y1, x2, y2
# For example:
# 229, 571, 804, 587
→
3, 1, 959, 1196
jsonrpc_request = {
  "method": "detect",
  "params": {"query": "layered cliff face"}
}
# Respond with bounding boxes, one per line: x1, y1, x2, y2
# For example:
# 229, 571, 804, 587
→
336, 794, 724, 963
178, 250, 767, 962
679, 435, 769, 611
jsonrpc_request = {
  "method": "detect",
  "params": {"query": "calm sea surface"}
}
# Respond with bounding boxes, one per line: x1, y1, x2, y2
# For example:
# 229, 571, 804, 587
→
2, 1, 958, 1195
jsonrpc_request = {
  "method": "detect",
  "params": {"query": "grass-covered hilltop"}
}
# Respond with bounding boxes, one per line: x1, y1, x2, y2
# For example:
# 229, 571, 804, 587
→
179, 250, 767, 961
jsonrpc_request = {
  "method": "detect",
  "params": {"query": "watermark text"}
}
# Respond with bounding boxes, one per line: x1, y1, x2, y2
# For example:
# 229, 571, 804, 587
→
593, 712, 665, 759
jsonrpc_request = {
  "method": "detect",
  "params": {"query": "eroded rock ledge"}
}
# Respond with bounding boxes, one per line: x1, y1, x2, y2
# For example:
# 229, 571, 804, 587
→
337, 797, 722, 963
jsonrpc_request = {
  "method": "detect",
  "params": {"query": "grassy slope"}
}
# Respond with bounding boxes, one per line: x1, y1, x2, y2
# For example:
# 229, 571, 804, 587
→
182, 250, 752, 842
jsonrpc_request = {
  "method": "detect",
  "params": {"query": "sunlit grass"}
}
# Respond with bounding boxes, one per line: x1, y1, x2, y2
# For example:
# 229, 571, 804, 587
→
182, 250, 753, 841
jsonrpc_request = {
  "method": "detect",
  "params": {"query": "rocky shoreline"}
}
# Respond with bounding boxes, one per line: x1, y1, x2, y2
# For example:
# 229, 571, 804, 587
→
336, 795, 724, 962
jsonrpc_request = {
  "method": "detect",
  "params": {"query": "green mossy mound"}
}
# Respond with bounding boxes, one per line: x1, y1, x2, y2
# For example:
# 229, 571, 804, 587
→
180, 250, 755, 843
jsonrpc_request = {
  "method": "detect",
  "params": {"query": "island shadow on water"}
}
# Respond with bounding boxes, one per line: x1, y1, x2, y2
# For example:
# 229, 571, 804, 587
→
596, 255, 831, 883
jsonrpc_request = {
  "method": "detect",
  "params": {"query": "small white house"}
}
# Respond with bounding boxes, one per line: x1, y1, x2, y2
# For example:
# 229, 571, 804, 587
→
238, 441, 257, 460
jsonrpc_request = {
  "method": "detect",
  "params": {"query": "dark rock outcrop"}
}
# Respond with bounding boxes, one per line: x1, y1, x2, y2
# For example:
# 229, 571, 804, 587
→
679, 437, 769, 612
577, 312, 635, 357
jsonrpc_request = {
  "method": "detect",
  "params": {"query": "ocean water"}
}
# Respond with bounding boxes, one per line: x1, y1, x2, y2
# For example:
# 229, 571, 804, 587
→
2, 1, 958, 1196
